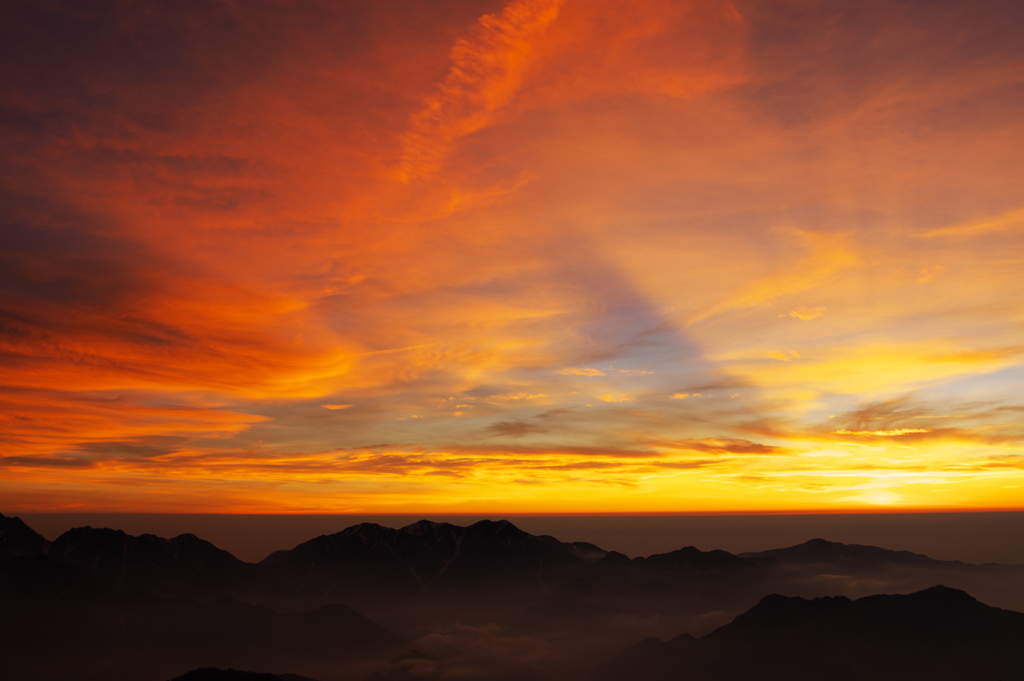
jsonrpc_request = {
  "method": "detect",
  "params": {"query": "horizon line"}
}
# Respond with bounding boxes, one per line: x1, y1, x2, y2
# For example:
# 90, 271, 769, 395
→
13, 507, 1024, 516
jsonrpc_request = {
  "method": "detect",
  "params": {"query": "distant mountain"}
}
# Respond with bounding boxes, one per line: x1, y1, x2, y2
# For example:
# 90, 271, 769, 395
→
0, 514, 774, 611
0, 512, 49, 559
735, 537, 1024, 611
47, 524, 277, 602
7, 513, 1024, 609
594, 585, 1024, 681
740, 537, 964, 570
6, 513, 1024, 681
635, 546, 753, 571
261, 519, 607, 600
10, 511, 1022, 612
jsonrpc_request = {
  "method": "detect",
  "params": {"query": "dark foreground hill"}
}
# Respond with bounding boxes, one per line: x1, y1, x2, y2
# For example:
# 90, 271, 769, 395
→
0, 554, 400, 681
594, 585, 1024, 681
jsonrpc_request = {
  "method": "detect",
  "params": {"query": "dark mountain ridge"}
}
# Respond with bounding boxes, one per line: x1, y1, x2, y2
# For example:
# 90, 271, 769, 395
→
5, 512, 1024, 681
741, 536, 967, 570
47, 524, 262, 599
260, 518, 606, 599
595, 585, 1024, 681
6, 512, 1023, 610
635, 545, 754, 571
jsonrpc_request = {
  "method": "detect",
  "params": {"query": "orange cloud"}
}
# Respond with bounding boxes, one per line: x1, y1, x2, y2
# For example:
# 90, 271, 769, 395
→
559, 368, 606, 376
398, 0, 566, 181
833, 429, 931, 437
2, 0, 1024, 514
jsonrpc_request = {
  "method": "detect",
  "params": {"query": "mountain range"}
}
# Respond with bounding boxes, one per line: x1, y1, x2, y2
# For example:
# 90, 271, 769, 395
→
7, 512, 1021, 605
3, 512, 1024, 681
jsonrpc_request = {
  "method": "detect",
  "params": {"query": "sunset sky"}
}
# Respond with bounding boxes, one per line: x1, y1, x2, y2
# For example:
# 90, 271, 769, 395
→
2, 0, 1023, 515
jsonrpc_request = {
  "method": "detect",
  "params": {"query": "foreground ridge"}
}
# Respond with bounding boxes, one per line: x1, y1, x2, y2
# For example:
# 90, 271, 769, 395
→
595, 585, 1024, 681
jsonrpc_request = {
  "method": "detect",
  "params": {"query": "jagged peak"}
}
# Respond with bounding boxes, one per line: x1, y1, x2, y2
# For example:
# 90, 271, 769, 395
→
340, 521, 388, 533
54, 526, 186, 546
61, 525, 127, 536
48, 526, 235, 562
52, 526, 132, 546
336, 522, 401, 542
0, 513, 38, 531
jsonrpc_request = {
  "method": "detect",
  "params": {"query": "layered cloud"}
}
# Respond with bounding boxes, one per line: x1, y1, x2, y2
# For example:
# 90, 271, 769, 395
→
1, 0, 1023, 512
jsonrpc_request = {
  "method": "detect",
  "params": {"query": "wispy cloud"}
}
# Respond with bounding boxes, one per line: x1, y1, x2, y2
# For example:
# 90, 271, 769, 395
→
398, 0, 566, 181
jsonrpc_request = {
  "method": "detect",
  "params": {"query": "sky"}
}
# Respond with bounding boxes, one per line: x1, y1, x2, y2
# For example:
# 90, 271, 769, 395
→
2, 0, 1024, 515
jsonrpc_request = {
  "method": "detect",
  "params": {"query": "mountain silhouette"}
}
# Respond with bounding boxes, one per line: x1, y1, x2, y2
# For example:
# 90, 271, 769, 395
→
6, 512, 1024, 681
634, 545, 753, 571
0, 512, 50, 559
47, 524, 271, 601
594, 585, 1024, 681
261, 519, 607, 601
734, 537, 1024, 612
741, 537, 964, 570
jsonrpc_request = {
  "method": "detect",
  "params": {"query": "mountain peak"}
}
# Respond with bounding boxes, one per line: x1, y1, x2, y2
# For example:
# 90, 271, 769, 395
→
638, 545, 751, 570
400, 519, 461, 535
742, 537, 943, 569
803, 537, 838, 546
0, 513, 50, 560
915, 584, 973, 600
468, 519, 525, 534
46, 523, 247, 598
336, 522, 401, 544
899, 584, 983, 610
261, 518, 594, 598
